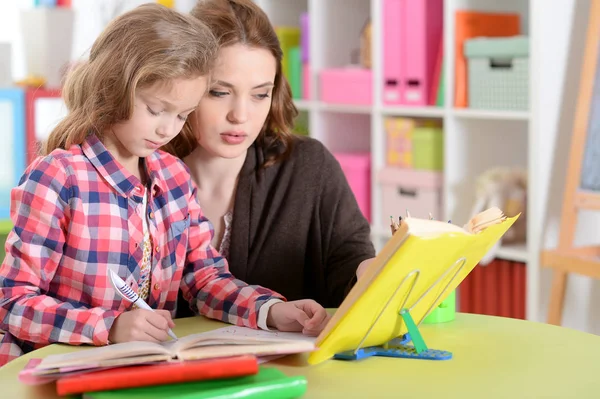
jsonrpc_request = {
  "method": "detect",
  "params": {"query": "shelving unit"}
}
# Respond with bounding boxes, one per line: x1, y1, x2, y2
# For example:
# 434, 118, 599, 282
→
254, 0, 539, 321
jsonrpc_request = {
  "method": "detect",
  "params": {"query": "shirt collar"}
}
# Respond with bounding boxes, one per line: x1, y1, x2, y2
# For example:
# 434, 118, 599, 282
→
81, 134, 166, 197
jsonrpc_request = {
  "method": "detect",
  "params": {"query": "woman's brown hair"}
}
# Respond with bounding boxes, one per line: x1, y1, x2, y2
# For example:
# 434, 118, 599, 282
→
41, 3, 218, 155
165, 0, 298, 166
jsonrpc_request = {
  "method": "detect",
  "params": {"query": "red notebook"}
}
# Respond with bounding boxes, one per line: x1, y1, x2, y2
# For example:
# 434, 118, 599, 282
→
56, 355, 258, 396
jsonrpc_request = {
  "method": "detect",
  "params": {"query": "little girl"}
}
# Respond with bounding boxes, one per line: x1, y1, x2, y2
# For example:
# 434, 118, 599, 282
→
0, 4, 328, 366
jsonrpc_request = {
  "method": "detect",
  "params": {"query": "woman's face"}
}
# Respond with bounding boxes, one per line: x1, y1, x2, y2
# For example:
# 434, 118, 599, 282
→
193, 43, 277, 159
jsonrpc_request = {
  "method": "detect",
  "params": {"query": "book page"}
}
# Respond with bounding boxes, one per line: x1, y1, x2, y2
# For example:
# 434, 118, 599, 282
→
206, 326, 316, 342
36, 340, 172, 370
171, 326, 316, 354
405, 218, 470, 237
177, 340, 315, 362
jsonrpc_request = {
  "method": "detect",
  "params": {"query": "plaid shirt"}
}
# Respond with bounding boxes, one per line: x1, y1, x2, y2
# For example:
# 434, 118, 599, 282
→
0, 134, 283, 366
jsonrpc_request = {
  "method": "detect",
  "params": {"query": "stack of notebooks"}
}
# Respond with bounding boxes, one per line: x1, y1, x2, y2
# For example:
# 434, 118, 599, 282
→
19, 326, 313, 398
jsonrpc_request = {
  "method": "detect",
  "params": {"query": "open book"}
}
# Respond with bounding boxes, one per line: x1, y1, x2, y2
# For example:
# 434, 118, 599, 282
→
31, 326, 315, 376
308, 207, 518, 365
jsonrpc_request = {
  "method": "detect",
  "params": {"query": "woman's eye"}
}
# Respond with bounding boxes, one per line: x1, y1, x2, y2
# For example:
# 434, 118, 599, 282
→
255, 93, 270, 99
209, 90, 228, 98
177, 115, 188, 122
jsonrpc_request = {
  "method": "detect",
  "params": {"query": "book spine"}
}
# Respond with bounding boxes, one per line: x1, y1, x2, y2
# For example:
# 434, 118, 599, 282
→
82, 376, 308, 399
204, 376, 308, 399
57, 356, 259, 396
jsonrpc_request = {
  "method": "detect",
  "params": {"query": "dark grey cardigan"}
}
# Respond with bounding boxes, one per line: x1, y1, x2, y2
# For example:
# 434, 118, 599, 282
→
177, 136, 375, 317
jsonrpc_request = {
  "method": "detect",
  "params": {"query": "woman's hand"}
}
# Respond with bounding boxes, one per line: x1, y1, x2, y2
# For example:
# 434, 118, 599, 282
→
266, 300, 330, 336
108, 309, 175, 344
356, 258, 375, 279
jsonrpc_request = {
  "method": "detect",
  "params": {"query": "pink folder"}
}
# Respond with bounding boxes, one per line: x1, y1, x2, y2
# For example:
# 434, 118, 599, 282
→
383, 0, 443, 106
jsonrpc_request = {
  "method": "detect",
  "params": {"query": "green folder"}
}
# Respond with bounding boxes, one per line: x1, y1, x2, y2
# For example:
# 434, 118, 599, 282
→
435, 57, 445, 107
82, 367, 307, 399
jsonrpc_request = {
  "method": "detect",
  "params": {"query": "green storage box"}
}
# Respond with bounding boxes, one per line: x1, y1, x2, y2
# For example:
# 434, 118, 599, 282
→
293, 111, 309, 136
423, 290, 456, 324
275, 26, 300, 84
464, 36, 529, 111
288, 46, 302, 99
0, 220, 11, 262
412, 126, 443, 171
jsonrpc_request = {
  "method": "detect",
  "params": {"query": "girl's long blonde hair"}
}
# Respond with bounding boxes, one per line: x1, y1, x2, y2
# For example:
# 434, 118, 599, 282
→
42, 3, 218, 155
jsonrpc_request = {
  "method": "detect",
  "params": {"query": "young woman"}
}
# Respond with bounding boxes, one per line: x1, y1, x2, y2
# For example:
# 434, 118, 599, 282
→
0, 3, 328, 367
166, 0, 376, 317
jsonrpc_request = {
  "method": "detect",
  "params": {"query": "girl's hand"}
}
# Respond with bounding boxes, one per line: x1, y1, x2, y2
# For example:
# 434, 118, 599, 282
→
108, 309, 175, 344
266, 300, 331, 336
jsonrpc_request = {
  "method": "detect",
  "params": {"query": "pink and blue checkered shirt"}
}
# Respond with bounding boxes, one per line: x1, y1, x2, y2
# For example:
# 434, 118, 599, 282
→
0, 134, 283, 366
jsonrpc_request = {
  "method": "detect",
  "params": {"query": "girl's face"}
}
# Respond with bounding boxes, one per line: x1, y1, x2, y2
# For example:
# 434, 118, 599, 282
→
193, 44, 277, 160
106, 76, 207, 170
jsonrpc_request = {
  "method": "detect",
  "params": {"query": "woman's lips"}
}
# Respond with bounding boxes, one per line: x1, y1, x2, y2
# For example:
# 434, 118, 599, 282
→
220, 132, 247, 145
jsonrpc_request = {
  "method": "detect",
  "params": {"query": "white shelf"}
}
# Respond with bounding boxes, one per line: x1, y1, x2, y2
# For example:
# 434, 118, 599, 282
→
370, 226, 391, 240
259, 0, 541, 322
315, 102, 372, 115
496, 243, 529, 263
381, 106, 445, 118
452, 108, 530, 121
293, 99, 313, 111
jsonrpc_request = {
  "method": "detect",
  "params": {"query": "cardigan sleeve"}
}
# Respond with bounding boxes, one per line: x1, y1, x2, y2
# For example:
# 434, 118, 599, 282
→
316, 145, 376, 306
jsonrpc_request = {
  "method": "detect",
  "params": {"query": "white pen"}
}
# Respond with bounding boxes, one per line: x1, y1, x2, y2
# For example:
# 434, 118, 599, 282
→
108, 269, 178, 340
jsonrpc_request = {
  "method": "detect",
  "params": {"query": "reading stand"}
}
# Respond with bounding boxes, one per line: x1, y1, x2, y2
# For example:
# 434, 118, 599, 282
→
333, 257, 467, 362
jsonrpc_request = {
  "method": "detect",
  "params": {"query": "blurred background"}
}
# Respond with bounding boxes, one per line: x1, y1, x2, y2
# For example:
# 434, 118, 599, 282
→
0, 0, 599, 335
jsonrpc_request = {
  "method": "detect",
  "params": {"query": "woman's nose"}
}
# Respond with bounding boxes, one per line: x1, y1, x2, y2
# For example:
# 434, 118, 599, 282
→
227, 99, 249, 124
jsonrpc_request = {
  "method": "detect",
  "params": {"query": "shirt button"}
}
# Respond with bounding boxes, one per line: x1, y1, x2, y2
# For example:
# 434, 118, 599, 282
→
134, 243, 138, 248
154, 283, 160, 290
155, 246, 160, 253
149, 212, 154, 219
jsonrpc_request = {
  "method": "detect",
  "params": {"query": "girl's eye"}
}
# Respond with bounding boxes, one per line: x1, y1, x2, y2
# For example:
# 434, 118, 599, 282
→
147, 106, 160, 116
255, 93, 270, 100
209, 90, 228, 98
177, 115, 188, 122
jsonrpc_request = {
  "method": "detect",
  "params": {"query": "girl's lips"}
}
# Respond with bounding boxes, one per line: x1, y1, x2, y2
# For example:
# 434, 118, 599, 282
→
145, 140, 163, 149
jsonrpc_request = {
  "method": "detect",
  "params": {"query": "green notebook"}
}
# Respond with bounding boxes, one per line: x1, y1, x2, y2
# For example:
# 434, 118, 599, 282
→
82, 367, 307, 399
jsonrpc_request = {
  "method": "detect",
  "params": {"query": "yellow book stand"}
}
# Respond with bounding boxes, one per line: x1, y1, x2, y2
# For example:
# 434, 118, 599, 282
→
308, 214, 519, 365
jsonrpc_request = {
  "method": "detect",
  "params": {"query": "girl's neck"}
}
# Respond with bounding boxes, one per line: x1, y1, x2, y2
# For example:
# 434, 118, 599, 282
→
184, 146, 247, 191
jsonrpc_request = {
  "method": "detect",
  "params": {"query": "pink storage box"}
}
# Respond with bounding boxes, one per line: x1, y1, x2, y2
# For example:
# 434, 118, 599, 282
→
320, 68, 372, 105
334, 152, 371, 222
378, 168, 443, 227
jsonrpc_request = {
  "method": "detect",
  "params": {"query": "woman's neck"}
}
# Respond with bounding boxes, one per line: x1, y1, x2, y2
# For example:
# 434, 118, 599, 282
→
184, 146, 247, 192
